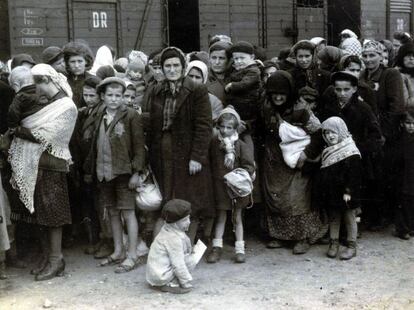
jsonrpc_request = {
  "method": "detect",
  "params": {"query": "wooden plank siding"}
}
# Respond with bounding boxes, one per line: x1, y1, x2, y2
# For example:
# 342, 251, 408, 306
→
198, 0, 260, 51
7, 0, 165, 62
360, 0, 387, 39
5, 0, 328, 62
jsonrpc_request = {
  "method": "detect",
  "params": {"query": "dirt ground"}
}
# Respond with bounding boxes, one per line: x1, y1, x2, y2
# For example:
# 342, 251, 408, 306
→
1, 229, 414, 310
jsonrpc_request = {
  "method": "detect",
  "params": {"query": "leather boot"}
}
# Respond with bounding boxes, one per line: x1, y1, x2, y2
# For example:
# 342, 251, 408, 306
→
35, 257, 65, 281
339, 241, 357, 260
326, 239, 339, 258
206, 247, 222, 263
234, 253, 246, 263
30, 254, 49, 275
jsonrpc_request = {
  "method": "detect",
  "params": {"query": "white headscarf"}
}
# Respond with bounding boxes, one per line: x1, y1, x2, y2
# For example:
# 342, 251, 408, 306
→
31, 64, 73, 98
186, 60, 208, 84
90, 46, 114, 75
341, 29, 358, 39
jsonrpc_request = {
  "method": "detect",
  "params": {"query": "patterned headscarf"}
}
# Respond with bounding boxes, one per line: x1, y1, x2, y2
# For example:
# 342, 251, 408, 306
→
362, 40, 384, 55
31, 64, 73, 98
340, 37, 362, 56
321, 117, 361, 168
322, 117, 350, 143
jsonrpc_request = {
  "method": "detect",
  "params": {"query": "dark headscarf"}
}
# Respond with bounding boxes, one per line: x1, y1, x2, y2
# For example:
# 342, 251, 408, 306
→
396, 42, 414, 69
265, 70, 294, 113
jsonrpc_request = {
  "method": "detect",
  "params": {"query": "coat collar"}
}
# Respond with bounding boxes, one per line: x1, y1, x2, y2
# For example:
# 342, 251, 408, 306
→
154, 77, 193, 113
107, 104, 128, 132
82, 103, 105, 131
363, 64, 384, 82
97, 104, 128, 132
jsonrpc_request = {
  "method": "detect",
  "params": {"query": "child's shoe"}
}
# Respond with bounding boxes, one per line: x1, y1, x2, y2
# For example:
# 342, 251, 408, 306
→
234, 241, 245, 263
206, 247, 222, 263
234, 253, 245, 263
398, 233, 410, 240
339, 241, 356, 260
326, 239, 339, 258
159, 284, 192, 294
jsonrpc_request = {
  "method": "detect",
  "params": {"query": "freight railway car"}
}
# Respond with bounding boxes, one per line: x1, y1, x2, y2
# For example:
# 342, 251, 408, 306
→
0, 0, 328, 61
328, 0, 414, 46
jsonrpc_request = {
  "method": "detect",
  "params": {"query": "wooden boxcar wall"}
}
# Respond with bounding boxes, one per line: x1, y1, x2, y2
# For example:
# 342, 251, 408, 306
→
7, 0, 164, 62
198, 0, 262, 51
199, 0, 327, 58
360, 0, 387, 39
6, 0, 329, 62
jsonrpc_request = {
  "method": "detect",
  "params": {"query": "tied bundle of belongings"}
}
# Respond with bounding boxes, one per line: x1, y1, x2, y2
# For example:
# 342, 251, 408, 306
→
135, 166, 162, 212
223, 168, 254, 209
279, 121, 311, 168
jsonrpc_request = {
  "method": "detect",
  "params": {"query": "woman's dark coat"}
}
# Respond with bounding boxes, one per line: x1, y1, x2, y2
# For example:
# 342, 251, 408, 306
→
360, 65, 405, 142
145, 77, 214, 217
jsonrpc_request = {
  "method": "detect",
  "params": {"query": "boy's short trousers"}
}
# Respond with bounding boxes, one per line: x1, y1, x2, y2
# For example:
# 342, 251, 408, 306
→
97, 174, 135, 210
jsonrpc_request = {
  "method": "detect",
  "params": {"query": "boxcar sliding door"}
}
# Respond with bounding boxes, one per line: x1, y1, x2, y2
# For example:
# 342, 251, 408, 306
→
71, 0, 118, 54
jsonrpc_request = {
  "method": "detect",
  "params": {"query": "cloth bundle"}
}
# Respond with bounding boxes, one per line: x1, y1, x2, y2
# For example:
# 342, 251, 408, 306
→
279, 121, 311, 169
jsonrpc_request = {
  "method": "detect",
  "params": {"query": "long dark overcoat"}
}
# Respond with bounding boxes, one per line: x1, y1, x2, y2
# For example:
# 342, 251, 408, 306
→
146, 77, 214, 217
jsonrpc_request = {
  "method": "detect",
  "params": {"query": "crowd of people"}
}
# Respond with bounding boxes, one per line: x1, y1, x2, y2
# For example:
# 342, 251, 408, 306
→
0, 28, 413, 294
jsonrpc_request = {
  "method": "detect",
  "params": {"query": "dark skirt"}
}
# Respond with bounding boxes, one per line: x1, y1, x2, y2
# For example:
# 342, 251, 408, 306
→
262, 143, 325, 242
11, 169, 72, 227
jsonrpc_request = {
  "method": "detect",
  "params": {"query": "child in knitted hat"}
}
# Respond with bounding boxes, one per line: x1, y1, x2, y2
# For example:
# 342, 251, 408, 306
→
224, 41, 262, 128
146, 199, 198, 294
206, 106, 255, 264
126, 60, 145, 86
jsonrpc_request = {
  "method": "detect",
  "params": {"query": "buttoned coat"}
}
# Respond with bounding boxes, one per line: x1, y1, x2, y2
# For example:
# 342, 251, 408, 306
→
145, 77, 214, 217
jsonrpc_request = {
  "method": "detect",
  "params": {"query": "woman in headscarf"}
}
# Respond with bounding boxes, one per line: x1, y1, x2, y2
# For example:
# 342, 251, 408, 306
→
317, 46, 345, 73
339, 29, 361, 56
360, 40, 405, 230
143, 47, 214, 243
261, 71, 325, 254
186, 60, 223, 121
8, 64, 77, 281
89, 45, 114, 76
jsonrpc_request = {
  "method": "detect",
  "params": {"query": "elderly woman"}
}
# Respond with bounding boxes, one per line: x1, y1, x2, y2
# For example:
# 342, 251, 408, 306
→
143, 47, 213, 243
360, 40, 405, 230
261, 71, 325, 254
8, 64, 77, 281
